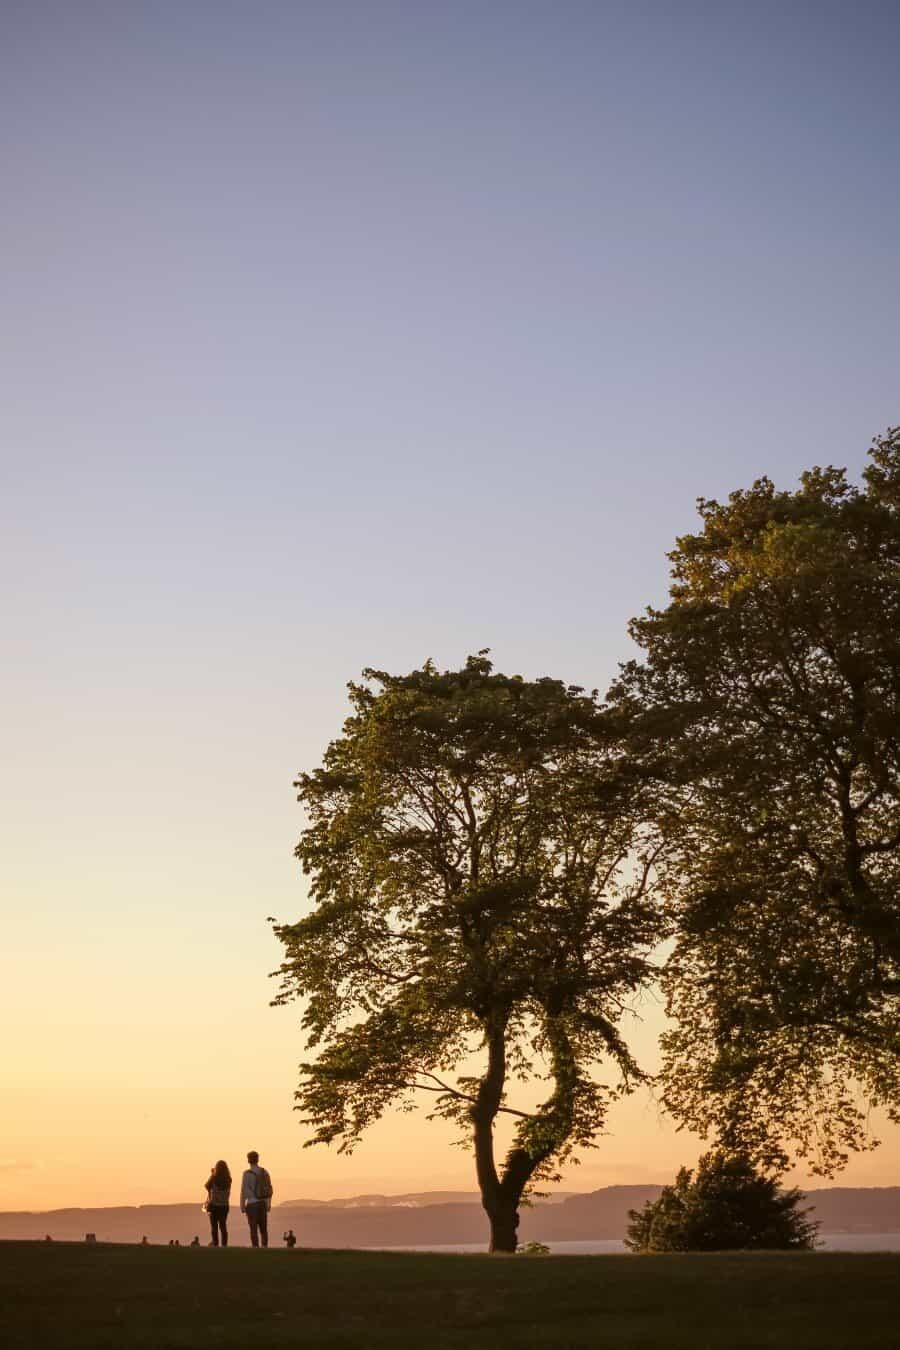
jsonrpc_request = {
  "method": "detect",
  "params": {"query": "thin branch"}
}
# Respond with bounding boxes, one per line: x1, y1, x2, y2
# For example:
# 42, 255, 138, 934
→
357, 946, 420, 984
401, 1079, 536, 1120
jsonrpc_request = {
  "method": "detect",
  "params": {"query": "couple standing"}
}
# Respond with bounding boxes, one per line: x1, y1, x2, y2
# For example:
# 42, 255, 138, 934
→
205, 1150, 274, 1248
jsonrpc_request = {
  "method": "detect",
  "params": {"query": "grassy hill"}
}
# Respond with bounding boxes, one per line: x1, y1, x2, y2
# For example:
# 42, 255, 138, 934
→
3, 1241, 900, 1349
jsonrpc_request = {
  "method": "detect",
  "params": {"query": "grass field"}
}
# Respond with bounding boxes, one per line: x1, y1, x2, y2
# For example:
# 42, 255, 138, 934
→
3, 1241, 899, 1349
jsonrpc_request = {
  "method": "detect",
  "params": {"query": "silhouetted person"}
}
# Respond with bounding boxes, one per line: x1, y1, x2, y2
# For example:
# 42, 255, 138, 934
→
85, 1233, 96, 1244
140, 1236, 149, 1246
168, 1239, 175, 1246
283, 1228, 297, 1249
190, 1235, 200, 1247
240, 1150, 273, 1248
204, 1159, 232, 1248
44, 1235, 53, 1243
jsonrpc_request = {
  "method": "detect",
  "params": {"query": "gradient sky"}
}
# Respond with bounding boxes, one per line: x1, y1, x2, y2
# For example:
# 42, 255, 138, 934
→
2, 0, 899, 1211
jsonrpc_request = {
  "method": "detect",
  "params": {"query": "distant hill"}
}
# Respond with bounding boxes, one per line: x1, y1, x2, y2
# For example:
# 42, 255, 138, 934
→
278, 1191, 483, 1209
277, 1191, 574, 1209
3, 1186, 899, 1248
799, 1187, 900, 1233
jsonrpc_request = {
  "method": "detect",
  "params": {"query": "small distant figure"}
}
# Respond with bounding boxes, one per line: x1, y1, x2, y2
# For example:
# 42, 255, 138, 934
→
240, 1150, 273, 1249
140, 1236, 149, 1246
44, 1234, 53, 1243
283, 1229, 296, 1249
85, 1233, 97, 1244
190, 1235, 201, 1247
204, 1159, 232, 1248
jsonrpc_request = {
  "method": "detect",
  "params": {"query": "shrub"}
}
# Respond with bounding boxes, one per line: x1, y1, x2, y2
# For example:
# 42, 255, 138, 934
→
625, 1151, 819, 1252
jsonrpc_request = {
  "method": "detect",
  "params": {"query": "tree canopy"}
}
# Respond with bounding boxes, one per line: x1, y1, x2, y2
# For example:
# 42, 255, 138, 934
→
612, 428, 900, 1172
272, 654, 666, 1250
625, 1151, 818, 1253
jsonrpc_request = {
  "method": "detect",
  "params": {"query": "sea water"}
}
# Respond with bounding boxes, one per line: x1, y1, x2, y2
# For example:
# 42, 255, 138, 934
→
365, 1234, 900, 1254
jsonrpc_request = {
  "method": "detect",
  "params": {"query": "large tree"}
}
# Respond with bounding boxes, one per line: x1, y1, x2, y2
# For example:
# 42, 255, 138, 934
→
612, 428, 900, 1173
272, 655, 665, 1251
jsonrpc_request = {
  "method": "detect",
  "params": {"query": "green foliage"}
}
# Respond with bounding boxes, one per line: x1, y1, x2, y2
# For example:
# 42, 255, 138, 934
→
612, 428, 900, 1173
625, 1151, 819, 1253
272, 654, 666, 1248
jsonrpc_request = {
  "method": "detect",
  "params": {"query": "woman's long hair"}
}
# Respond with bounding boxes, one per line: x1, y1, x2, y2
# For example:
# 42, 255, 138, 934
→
210, 1160, 231, 1184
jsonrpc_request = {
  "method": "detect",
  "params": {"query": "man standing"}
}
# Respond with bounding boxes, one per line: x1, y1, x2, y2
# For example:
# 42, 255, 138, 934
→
240, 1150, 273, 1248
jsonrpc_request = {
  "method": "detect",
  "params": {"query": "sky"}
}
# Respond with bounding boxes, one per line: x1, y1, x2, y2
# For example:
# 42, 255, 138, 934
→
2, 0, 899, 1212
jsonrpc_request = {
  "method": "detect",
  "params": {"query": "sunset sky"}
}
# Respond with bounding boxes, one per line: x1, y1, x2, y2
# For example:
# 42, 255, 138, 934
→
3, 1, 900, 1212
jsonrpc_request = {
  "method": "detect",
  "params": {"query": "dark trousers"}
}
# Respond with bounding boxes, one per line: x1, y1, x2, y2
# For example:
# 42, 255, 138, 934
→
245, 1201, 268, 1248
208, 1204, 228, 1247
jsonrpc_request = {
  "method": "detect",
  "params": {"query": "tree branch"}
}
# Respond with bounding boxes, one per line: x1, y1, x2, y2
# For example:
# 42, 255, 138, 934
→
401, 1078, 535, 1119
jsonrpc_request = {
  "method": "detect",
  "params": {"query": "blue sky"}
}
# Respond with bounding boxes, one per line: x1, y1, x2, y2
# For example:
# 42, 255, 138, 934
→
5, 1, 899, 691
2, 1, 899, 1205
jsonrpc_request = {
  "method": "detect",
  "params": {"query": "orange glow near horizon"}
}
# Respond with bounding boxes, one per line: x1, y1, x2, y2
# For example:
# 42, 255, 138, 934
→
6, 889, 900, 1214
5, 655, 899, 1214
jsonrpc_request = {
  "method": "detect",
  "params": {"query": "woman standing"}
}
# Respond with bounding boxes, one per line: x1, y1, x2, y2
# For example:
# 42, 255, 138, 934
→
204, 1160, 232, 1247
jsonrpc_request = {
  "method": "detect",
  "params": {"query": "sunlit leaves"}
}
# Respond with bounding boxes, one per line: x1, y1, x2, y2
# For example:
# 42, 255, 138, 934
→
616, 427, 900, 1173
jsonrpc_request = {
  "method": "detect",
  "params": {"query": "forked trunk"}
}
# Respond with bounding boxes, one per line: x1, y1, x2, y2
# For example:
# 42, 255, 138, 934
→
472, 1016, 522, 1253
472, 1013, 567, 1253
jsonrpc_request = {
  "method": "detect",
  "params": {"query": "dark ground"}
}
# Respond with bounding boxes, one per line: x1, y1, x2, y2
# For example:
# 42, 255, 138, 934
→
3, 1241, 899, 1349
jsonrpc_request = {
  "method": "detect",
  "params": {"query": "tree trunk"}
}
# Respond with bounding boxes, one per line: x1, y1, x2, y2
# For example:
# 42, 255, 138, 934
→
473, 1014, 576, 1252
472, 1015, 517, 1253
487, 1201, 520, 1254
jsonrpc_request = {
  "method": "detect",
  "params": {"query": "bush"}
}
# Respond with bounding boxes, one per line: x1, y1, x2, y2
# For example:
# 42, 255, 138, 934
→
625, 1151, 819, 1253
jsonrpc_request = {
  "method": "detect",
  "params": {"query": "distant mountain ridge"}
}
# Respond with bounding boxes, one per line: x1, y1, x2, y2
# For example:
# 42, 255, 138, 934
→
276, 1191, 480, 1209
276, 1191, 574, 1209
3, 1186, 899, 1248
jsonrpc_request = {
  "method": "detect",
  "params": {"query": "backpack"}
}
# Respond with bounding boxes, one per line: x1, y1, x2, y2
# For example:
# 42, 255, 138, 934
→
254, 1168, 273, 1202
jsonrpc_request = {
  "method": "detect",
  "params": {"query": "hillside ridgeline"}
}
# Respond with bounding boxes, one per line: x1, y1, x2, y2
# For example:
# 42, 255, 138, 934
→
3, 1187, 900, 1247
